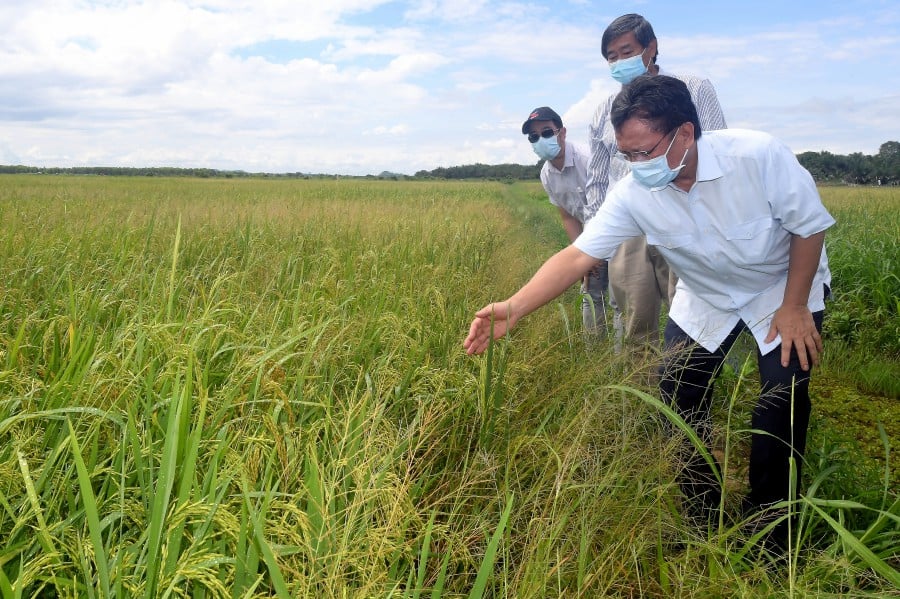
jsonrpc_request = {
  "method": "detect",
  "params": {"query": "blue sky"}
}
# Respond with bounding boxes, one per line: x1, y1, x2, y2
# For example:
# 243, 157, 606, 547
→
1, 0, 898, 175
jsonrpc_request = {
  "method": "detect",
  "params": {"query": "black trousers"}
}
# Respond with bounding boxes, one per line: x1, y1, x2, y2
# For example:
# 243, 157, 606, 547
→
658, 311, 824, 545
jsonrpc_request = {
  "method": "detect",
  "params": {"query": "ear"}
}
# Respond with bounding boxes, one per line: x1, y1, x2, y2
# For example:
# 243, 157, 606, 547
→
558, 126, 567, 143
679, 122, 695, 147
646, 38, 659, 65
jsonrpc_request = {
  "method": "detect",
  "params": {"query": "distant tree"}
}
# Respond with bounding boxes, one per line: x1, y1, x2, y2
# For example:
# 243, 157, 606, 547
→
874, 141, 900, 184
844, 152, 874, 184
411, 162, 542, 180
795, 142, 899, 185
2, 143, 897, 184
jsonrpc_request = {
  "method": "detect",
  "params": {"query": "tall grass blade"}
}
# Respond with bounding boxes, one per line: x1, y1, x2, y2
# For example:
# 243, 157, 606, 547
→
412, 509, 437, 599
429, 549, 451, 599
67, 420, 112, 598
16, 450, 58, 557
304, 448, 329, 560
163, 371, 205, 577
166, 216, 182, 320
467, 493, 514, 599
607, 385, 722, 486
240, 476, 291, 599
803, 498, 900, 586
480, 309, 508, 447
143, 366, 190, 599
0, 563, 15, 599
4, 318, 28, 370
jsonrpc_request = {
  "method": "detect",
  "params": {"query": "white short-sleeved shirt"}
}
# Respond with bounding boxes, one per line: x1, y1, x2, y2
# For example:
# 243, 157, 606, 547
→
540, 141, 590, 224
574, 129, 835, 354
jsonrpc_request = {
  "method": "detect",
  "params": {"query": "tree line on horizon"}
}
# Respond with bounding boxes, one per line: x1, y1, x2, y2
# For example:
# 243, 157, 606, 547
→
1, 141, 897, 185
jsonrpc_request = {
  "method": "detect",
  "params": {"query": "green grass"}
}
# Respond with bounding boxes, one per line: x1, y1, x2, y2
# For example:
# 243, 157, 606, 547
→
0, 175, 896, 597
818, 187, 900, 390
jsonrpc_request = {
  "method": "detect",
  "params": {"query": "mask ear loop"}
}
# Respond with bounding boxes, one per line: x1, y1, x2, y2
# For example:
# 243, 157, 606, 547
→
674, 126, 691, 170
665, 125, 690, 171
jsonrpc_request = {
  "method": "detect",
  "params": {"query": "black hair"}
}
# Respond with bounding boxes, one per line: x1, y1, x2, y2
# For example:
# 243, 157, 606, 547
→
601, 13, 658, 64
610, 75, 702, 140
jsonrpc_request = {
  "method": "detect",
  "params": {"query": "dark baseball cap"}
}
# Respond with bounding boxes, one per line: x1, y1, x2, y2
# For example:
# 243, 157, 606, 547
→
521, 106, 562, 134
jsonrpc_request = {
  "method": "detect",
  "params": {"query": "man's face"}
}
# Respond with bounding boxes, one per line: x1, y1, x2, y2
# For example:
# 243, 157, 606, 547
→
615, 118, 689, 169
605, 31, 650, 64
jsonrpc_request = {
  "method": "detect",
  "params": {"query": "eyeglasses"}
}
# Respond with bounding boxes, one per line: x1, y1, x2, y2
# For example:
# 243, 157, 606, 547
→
615, 128, 676, 162
527, 128, 559, 144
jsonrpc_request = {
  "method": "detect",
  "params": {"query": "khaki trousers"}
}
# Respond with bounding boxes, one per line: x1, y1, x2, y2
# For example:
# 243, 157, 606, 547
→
609, 236, 676, 346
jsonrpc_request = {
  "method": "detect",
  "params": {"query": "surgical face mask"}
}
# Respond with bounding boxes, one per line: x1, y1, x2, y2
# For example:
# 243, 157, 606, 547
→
531, 133, 561, 160
609, 49, 648, 84
629, 128, 688, 189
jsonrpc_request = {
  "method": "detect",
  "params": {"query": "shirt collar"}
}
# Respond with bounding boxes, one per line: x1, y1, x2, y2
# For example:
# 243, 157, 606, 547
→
547, 141, 575, 173
694, 135, 723, 182
645, 133, 722, 192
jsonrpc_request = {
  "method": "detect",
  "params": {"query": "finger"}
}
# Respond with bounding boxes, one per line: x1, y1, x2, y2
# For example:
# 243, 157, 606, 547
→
464, 332, 486, 355
465, 340, 484, 355
464, 319, 487, 351
794, 339, 810, 371
807, 334, 822, 367
765, 320, 778, 344
474, 304, 495, 319
482, 303, 511, 323
780, 338, 793, 368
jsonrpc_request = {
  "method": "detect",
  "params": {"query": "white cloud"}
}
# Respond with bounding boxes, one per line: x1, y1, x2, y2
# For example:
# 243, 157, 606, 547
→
0, 1, 897, 175
321, 28, 423, 61
562, 78, 619, 142
404, 0, 492, 22
366, 124, 410, 135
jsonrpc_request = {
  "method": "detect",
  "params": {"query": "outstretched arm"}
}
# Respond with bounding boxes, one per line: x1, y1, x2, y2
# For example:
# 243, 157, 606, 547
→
765, 231, 826, 370
463, 245, 600, 355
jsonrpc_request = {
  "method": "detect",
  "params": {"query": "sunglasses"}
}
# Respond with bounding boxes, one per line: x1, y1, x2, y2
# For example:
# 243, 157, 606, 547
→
527, 128, 559, 143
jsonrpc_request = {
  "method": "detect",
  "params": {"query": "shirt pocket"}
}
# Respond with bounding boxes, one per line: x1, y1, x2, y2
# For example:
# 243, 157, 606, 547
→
723, 216, 773, 262
646, 232, 693, 250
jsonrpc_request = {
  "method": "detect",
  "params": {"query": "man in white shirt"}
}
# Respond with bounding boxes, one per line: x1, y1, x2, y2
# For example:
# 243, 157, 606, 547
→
586, 13, 727, 349
522, 106, 607, 336
466, 76, 833, 553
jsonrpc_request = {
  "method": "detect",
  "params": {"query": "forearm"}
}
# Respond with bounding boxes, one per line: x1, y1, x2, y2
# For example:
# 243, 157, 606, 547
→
559, 208, 583, 243
505, 245, 596, 322
782, 231, 825, 307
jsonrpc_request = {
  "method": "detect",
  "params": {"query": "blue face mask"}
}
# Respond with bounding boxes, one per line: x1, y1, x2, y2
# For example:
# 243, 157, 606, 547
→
629, 128, 688, 189
531, 134, 561, 160
609, 50, 648, 84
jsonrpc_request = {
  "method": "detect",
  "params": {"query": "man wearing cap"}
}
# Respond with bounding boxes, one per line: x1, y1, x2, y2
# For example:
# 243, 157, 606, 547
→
586, 13, 727, 349
522, 106, 607, 337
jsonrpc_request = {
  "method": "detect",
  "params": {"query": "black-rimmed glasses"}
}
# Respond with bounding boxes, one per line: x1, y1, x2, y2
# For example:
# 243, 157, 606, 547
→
527, 128, 559, 144
615, 127, 676, 162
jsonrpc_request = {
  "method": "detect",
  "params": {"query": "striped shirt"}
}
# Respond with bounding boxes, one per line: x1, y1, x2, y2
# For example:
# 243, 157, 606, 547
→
585, 69, 727, 219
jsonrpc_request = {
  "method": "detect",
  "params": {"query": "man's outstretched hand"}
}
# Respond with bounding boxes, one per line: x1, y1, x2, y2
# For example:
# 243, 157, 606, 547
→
463, 302, 516, 355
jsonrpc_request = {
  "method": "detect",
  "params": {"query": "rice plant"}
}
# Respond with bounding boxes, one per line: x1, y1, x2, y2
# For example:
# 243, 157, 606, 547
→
0, 175, 896, 597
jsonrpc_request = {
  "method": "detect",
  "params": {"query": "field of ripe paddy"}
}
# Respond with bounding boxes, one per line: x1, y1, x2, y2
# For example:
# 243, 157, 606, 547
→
0, 175, 896, 597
